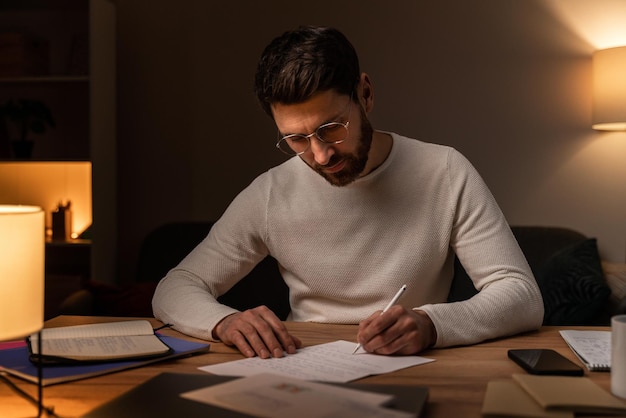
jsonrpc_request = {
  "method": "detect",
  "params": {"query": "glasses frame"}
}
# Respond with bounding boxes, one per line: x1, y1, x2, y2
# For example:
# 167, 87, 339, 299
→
275, 95, 353, 156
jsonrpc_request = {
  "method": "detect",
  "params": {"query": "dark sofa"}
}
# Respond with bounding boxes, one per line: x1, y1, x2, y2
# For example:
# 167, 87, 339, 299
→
60, 223, 626, 326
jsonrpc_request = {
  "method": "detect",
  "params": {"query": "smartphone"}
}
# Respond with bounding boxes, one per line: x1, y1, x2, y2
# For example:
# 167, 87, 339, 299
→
507, 349, 584, 376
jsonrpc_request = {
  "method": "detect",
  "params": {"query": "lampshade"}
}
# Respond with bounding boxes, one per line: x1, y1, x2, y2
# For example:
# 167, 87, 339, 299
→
592, 46, 626, 131
0, 205, 45, 341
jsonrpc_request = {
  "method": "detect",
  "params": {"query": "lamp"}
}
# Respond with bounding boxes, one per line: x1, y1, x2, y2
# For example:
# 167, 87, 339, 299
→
0, 205, 45, 416
592, 46, 626, 131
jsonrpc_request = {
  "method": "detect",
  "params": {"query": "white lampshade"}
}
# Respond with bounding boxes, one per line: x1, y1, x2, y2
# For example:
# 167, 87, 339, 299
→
0, 205, 45, 341
592, 46, 626, 131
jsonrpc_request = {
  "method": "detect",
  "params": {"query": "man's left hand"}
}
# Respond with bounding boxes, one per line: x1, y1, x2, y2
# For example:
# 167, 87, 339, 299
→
355, 306, 436, 355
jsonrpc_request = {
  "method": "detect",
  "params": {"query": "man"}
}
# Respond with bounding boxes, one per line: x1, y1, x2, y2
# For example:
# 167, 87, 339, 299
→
153, 26, 543, 359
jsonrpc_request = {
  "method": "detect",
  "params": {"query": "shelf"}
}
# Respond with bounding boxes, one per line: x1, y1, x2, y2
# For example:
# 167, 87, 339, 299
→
46, 238, 92, 247
0, 75, 89, 83
0, 0, 117, 284
0, 0, 85, 11
0, 0, 90, 162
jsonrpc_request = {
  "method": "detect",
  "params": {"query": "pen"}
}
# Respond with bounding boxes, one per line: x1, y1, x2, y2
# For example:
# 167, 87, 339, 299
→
352, 284, 407, 354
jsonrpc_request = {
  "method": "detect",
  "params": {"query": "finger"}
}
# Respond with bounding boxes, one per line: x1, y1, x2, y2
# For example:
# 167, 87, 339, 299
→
355, 310, 384, 344
375, 309, 435, 355
242, 327, 275, 358
216, 308, 278, 358
228, 329, 259, 358
240, 306, 303, 358
358, 307, 401, 345
225, 314, 273, 358
216, 306, 303, 358
369, 326, 420, 355
258, 309, 302, 355
237, 307, 286, 358
366, 309, 427, 355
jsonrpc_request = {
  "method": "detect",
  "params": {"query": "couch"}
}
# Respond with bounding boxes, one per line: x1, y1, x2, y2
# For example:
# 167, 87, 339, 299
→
60, 223, 626, 326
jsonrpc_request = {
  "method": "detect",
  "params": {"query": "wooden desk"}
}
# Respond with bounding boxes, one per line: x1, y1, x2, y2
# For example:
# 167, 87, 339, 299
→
0, 316, 616, 418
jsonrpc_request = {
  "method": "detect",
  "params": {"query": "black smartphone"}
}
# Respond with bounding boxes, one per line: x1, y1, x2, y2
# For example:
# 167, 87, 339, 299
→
507, 349, 584, 376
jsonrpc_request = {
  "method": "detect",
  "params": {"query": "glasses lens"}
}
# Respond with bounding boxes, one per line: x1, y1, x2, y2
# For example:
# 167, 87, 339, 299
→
277, 135, 308, 155
317, 123, 348, 143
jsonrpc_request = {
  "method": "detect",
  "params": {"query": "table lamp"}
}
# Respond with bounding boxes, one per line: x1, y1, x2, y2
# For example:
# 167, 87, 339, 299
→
0, 205, 45, 417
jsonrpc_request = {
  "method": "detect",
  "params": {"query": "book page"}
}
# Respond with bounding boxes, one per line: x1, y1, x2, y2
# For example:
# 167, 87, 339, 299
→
31, 320, 154, 341
32, 335, 170, 360
29, 320, 169, 360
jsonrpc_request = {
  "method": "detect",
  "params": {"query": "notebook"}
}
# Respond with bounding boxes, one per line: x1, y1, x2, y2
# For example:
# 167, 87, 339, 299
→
81, 372, 429, 417
559, 330, 610, 371
512, 374, 626, 415
0, 335, 209, 386
28, 320, 173, 363
482, 379, 573, 418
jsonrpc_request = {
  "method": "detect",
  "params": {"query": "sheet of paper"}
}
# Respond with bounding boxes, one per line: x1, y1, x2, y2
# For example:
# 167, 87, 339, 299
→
559, 330, 611, 368
199, 340, 434, 383
181, 372, 414, 418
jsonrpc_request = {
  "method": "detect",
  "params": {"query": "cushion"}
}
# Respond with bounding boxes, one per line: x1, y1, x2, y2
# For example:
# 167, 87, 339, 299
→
537, 238, 611, 325
601, 261, 626, 315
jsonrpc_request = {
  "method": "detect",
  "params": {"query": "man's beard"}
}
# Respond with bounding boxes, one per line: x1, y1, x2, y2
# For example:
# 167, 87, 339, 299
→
308, 107, 374, 187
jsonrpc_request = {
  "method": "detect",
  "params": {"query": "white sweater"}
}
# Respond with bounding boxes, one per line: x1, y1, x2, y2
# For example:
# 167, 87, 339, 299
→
153, 133, 544, 347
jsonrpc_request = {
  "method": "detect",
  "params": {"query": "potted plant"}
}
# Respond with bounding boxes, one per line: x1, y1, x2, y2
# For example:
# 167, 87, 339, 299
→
0, 99, 55, 159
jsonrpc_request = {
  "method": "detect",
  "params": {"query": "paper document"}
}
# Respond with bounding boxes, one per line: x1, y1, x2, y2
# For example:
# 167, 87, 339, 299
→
199, 340, 434, 383
181, 372, 414, 418
559, 330, 611, 371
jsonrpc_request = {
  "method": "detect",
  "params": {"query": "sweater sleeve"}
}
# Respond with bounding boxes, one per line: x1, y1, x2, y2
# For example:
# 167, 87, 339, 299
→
418, 149, 544, 347
152, 175, 272, 341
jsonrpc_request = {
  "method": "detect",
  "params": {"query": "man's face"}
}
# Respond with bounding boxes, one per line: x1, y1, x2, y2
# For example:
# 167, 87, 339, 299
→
272, 91, 374, 187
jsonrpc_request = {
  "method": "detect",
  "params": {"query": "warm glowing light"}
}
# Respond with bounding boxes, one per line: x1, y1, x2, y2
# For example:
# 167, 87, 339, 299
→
0, 205, 44, 341
592, 46, 626, 131
545, 0, 626, 49
0, 162, 92, 238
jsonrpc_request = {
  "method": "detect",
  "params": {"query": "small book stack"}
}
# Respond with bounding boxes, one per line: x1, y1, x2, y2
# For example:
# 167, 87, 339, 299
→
482, 374, 626, 417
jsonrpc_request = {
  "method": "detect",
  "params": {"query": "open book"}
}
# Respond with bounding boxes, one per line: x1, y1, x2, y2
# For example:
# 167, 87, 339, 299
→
1, 332, 209, 386
28, 320, 172, 363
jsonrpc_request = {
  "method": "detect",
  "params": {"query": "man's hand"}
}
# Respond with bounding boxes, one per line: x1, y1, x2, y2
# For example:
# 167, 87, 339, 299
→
355, 306, 437, 355
213, 305, 302, 358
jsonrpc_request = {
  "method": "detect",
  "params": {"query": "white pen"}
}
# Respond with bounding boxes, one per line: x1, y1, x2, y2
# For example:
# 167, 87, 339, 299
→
352, 284, 407, 354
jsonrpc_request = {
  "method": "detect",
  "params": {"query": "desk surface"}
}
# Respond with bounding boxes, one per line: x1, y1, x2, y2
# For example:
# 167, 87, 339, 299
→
0, 316, 616, 418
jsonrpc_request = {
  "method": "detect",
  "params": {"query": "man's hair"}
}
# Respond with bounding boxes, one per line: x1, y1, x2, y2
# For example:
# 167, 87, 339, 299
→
254, 26, 361, 117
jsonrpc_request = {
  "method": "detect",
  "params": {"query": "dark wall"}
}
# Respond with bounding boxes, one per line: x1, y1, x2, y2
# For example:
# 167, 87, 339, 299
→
115, 0, 626, 283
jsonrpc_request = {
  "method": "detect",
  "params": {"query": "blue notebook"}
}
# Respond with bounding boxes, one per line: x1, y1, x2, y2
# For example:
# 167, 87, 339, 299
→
0, 335, 209, 386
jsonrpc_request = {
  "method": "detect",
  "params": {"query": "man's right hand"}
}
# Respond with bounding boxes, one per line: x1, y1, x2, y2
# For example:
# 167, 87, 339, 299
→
212, 305, 302, 358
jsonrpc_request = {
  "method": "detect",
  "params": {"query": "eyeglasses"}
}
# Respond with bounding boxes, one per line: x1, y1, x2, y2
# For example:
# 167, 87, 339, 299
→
275, 97, 352, 156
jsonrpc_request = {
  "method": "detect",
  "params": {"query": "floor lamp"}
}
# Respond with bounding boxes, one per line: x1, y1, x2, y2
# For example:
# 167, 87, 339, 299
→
0, 205, 46, 417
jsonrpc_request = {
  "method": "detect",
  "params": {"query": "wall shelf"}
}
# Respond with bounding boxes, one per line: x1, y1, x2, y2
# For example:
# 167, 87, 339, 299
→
0, 0, 117, 286
0, 76, 89, 83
